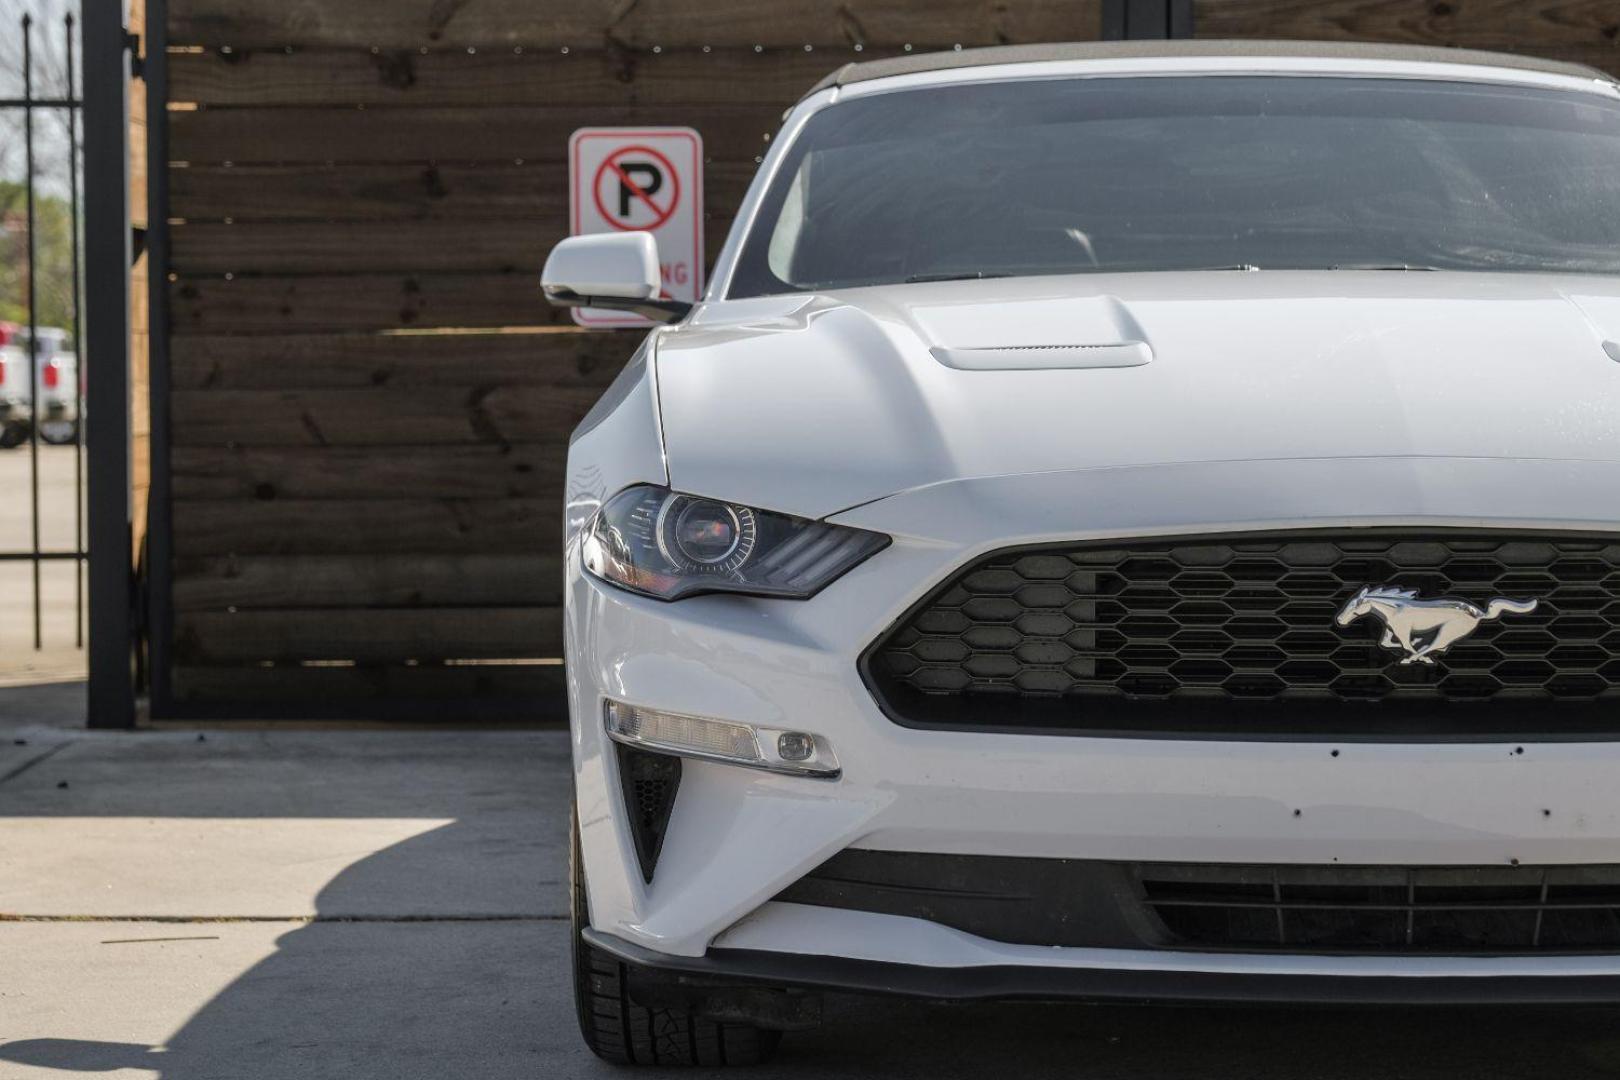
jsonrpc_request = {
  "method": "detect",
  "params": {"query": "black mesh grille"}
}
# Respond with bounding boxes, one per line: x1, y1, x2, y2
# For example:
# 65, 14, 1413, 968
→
616, 744, 681, 883
777, 850, 1620, 955
1140, 864, 1620, 952
864, 531, 1620, 737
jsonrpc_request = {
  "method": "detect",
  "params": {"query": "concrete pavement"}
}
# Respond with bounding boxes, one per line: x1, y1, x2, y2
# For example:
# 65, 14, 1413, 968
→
8, 683, 1620, 1078
1, 442, 89, 686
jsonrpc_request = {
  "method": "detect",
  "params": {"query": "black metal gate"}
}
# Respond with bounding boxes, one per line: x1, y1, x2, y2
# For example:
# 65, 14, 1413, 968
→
1, 2, 141, 729
1, 10, 86, 655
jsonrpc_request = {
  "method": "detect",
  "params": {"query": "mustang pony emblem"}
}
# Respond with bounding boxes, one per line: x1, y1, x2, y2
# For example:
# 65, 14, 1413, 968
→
1334, 586, 1540, 666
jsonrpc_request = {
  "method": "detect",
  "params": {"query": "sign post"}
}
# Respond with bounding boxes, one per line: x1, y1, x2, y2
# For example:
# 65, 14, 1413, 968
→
568, 128, 704, 328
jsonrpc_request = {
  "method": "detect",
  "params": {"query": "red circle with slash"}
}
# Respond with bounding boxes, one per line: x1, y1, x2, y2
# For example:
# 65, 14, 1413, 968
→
592, 145, 681, 231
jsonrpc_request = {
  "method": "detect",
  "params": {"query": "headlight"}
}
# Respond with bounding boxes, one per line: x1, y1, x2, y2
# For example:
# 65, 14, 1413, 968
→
581, 484, 888, 601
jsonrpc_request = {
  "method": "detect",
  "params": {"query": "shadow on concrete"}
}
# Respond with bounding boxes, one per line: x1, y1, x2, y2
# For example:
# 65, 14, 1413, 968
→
0, 820, 576, 1079
0, 678, 85, 730
0, 1038, 159, 1072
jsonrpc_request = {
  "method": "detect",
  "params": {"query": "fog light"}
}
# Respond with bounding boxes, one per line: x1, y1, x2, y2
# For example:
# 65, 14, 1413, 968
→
604, 700, 840, 779
776, 731, 813, 762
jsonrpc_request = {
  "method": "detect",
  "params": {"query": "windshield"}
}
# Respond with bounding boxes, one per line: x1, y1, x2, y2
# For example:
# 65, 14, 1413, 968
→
728, 75, 1620, 296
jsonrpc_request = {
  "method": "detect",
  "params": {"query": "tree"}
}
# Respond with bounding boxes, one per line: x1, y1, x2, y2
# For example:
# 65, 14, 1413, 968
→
0, 0, 82, 337
0, 179, 77, 333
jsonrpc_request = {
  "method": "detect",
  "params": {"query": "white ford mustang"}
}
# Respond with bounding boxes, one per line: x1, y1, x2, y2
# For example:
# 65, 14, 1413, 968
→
544, 41, 1620, 1065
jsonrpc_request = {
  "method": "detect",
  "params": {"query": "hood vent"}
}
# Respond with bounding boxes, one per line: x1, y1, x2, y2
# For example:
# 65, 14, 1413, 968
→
930, 341, 1152, 371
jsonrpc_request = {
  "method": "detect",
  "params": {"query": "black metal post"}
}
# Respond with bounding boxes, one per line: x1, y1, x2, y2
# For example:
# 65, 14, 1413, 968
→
145, 0, 171, 715
23, 14, 41, 649
84, 0, 135, 729
68, 12, 86, 649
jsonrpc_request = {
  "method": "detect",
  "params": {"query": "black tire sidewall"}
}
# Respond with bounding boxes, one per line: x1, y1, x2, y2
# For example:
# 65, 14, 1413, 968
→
569, 798, 597, 1047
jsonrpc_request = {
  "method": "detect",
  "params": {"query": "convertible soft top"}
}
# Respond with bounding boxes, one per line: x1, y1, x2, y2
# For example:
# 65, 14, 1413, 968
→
805, 39, 1615, 97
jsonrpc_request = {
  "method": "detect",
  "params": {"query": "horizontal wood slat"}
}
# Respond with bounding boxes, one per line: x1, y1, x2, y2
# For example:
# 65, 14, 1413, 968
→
172, 444, 570, 498
170, 663, 566, 707
172, 219, 560, 274
170, 161, 759, 222
175, 607, 563, 663
172, 215, 737, 274
171, 105, 780, 164
173, 498, 560, 555
171, 385, 604, 445
169, 0, 1102, 49
171, 46, 890, 107
173, 554, 562, 610
169, 331, 635, 389
1192, 0, 1620, 48
171, 273, 566, 333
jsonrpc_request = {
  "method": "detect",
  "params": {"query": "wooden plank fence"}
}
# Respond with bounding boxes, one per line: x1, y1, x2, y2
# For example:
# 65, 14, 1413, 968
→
157, 0, 1104, 716
154, 0, 1620, 717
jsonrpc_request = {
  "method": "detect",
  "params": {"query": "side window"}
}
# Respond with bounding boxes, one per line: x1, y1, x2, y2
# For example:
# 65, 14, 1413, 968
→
766, 163, 809, 283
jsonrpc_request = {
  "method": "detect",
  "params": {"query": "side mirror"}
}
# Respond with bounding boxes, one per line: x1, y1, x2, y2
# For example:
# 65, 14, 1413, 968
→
540, 232, 691, 324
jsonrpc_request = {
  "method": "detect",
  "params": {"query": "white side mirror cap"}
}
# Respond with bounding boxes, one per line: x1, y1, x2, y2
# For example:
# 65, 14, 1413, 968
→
542, 232, 660, 302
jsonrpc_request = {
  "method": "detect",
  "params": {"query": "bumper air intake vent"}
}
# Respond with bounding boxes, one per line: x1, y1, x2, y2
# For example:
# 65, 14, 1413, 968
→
616, 744, 681, 883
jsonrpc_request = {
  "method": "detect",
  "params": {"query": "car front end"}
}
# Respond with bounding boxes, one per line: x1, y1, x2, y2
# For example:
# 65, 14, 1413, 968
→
551, 42, 1620, 1064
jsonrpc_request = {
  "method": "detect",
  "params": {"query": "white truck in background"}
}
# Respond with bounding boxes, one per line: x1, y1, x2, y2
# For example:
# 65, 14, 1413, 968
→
0, 323, 80, 448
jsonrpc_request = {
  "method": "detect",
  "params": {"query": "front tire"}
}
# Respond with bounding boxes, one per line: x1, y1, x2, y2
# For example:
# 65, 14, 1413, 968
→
570, 801, 781, 1066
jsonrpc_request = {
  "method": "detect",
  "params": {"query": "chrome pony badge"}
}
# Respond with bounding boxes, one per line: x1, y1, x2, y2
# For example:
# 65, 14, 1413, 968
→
1335, 586, 1540, 666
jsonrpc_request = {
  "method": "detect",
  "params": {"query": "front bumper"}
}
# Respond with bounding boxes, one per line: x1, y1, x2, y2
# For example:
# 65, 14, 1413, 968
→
587, 926, 1620, 1006
567, 456, 1620, 979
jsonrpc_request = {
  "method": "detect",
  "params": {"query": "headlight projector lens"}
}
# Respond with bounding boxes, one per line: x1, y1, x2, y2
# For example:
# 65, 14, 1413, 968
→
659, 495, 756, 571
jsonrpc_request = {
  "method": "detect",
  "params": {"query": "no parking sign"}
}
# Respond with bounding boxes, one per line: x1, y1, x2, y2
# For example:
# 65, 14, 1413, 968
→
568, 128, 704, 327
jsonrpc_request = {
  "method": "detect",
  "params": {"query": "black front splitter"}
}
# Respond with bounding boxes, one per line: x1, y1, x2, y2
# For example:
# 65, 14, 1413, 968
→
584, 928, 1620, 1007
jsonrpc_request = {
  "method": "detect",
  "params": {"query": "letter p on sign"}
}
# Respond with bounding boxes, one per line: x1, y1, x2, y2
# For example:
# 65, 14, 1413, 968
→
568, 127, 704, 328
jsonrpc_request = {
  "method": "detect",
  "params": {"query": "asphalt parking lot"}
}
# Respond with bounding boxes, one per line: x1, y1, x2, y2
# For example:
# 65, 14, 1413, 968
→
1, 687, 1620, 1080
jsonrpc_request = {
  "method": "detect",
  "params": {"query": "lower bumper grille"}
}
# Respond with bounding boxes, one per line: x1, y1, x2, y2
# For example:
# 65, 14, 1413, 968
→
1141, 863, 1620, 952
777, 850, 1620, 955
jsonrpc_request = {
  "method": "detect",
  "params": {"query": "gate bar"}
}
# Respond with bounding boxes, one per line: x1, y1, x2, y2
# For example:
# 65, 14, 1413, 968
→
23, 14, 41, 650
84, 0, 136, 729
68, 12, 85, 648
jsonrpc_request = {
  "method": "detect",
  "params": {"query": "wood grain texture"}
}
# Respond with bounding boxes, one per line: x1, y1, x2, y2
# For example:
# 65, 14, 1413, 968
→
170, 160, 759, 222
169, 0, 1103, 49
171, 104, 780, 164
171, 444, 570, 498
172, 498, 560, 555
172, 215, 736, 274
153, 0, 1106, 710
1192, 0, 1620, 48
168, 330, 635, 389
173, 553, 562, 609
170, 273, 566, 333
170, 662, 567, 706
171, 384, 604, 446
170, 45, 888, 107
172, 218, 569, 274
175, 607, 563, 663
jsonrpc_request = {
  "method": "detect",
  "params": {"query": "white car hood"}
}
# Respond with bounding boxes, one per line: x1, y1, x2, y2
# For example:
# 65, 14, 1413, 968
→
654, 272, 1620, 521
